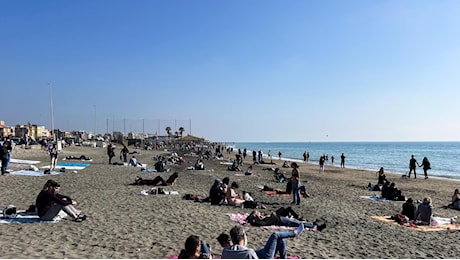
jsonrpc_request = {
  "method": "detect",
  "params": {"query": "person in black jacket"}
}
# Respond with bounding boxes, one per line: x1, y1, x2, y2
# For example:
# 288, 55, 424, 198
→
35, 180, 86, 222
245, 209, 326, 231
401, 198, 417, 220
0, 142, 8, 175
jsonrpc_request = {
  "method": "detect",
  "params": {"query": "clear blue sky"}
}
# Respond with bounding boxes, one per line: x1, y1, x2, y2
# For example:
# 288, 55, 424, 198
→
1, 0, 459, 142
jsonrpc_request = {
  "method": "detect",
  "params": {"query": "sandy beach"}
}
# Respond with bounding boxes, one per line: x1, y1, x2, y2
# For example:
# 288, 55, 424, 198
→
1, 144, 460, 259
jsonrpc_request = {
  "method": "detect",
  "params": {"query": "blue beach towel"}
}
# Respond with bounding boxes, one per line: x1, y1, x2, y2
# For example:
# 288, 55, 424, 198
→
9, 170, 61, 177
0, 211, 67, 223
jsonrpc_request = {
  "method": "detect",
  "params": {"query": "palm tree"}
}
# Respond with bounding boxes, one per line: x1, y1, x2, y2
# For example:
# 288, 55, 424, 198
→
178, 127, 185, 137
165, 126, 171, 137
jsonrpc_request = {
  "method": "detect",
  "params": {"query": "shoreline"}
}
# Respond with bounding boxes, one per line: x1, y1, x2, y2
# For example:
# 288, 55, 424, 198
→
231, 142, 460, 181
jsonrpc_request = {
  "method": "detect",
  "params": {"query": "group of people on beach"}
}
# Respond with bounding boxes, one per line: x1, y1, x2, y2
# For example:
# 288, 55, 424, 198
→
178, 205, 327, 259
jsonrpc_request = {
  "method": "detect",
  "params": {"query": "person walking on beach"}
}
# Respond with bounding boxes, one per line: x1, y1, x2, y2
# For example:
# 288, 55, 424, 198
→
290, 162, 301, 205
252, 150, 257, 164
49, 143, 58, 171
120, 144, 129, 163
408, 155, 419, 179
107, 143, 115, 164
319, 155, 325, 173
340, 153, 346, 168
278, 151, 282, 161
303, 151, 307, 163
419, 157, 431, 179
2, 138, 12, 172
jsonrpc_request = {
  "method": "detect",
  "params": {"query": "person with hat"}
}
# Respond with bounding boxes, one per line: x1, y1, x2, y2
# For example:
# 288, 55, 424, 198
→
35, 179, 86, 222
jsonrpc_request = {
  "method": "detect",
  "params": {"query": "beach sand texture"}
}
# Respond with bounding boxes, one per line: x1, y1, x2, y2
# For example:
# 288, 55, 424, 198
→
1, 145, 460, 259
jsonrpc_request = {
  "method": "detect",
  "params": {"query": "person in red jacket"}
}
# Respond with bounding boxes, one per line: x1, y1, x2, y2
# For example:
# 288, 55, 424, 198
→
35, 179, 87, 222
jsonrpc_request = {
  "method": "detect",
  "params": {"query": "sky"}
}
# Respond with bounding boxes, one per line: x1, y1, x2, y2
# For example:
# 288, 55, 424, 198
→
1, 0, 460, 142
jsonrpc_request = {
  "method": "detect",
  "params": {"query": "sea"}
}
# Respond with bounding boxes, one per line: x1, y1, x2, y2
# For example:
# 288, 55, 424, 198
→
229, 142, 460, 180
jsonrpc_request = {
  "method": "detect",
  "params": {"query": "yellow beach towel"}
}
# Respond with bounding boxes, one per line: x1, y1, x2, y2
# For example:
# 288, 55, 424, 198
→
371, 216, 460, 231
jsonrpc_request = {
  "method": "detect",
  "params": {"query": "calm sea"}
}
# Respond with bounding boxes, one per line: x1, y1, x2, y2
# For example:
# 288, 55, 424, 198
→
231, 142, 460, 180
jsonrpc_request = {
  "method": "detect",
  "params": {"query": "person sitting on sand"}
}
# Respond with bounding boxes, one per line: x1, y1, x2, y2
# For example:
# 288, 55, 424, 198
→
274, 168, 288, 183
35, 179, 87, 222
245, 209, 326, 231
221, 225, 304, 259
128, 155, 143, 167
382, 182, 405, 201
178, 235, 211, 259
245, 165, 253, 176
225, 182, 245, 206
448, 189, 460, 209
209, 179, 226, 205
154, 159, 165, 172
377, 167, 389, 185
134, 172, 179, 186
216, 233, 232, 248
401, 198, 417, 221
227, 161, 241, 172
415, 197, 436, 225
194, 159, 205, 170
282, 161, 290, 168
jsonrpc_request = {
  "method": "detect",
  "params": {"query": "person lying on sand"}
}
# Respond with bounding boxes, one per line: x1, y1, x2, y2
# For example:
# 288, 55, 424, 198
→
65, 155, 92, 161
133, 172, 178, 186
245, 209, 326, 231
261, 181, 311, 198
221, 225, 304, 259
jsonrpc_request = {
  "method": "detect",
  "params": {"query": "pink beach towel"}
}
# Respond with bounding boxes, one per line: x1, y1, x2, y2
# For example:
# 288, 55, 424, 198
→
167, 254, 299, 259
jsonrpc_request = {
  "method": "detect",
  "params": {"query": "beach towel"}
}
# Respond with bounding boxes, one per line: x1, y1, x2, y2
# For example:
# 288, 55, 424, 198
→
140, 168, 156, 173
9, 159, 41, 165
140, 188, 179, 196
371, 216, 460, 231
167, 254, 299, 259
0, 211, 67, 224
41, 162, 91, 170
262, 190, 291, 197
219, 162, 234, 165
360, 195, 404, 203
9, 170, 61, 177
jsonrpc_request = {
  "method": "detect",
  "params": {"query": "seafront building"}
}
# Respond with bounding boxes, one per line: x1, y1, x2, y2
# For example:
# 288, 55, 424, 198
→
0, 119, 202, 148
